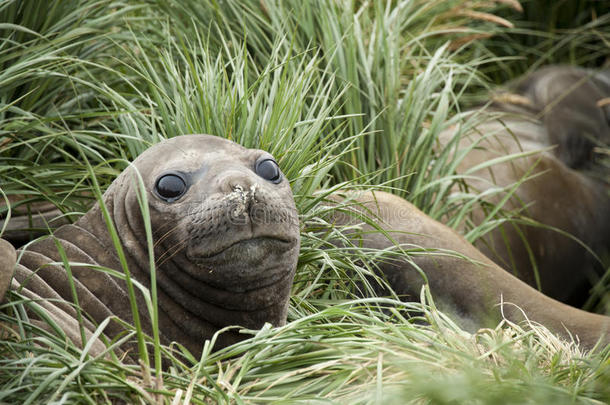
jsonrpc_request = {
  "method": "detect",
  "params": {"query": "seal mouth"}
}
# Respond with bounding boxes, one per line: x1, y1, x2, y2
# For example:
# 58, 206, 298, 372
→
180, 234, 299, 291
188, 236, 295, 261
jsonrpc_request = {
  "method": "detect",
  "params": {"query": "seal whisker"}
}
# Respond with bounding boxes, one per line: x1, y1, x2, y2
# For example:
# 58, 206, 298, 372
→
153, 223, 183, 249
155, 239, 188, 268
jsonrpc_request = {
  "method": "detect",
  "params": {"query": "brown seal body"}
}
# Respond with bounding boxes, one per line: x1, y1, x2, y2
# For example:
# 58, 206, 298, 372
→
441, 66, 610, 305
330, 191, 610, 350
1, 135, 301, 357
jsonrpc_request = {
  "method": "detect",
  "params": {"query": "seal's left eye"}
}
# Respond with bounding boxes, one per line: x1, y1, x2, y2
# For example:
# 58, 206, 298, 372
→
155, 173, 187, 202
255, 159, 282, 184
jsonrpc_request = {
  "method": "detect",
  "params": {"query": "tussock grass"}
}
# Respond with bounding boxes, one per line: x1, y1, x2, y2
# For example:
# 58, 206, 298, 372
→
473, 0, 610, 82
1, 0, 609, 403
2, 293, 609, 403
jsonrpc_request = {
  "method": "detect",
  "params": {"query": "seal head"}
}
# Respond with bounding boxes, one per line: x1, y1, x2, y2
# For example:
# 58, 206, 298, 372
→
97, 134, 300, 352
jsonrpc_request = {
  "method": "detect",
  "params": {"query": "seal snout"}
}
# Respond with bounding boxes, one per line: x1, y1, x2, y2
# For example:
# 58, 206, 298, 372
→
184, 177, 299, 266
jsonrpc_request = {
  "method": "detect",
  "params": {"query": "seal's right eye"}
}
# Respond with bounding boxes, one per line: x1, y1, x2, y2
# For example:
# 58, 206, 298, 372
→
155, 173, 187, 202
255, 159, 282, 184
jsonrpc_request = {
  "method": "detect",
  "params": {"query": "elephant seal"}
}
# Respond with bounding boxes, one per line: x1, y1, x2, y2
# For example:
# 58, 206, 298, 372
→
330, 191, 610, 349
440, 66, 610, 305
0, 134, 300, 357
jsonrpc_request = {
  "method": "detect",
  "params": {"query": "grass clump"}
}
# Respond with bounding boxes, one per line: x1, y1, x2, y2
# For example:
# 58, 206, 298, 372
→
0, 0, 609, 403
3, 294, 609, 403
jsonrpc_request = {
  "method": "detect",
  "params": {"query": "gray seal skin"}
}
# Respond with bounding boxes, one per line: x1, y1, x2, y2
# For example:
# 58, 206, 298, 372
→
0, 135, 301, 357
440, 66, 610, 306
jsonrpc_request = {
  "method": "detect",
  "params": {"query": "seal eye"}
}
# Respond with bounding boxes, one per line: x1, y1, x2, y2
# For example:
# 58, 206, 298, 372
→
155, 173, 187, 202
255, 159, 282, 183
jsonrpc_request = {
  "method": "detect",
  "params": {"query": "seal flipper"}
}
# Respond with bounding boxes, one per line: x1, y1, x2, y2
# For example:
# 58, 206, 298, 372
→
0, 238, 16, 301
